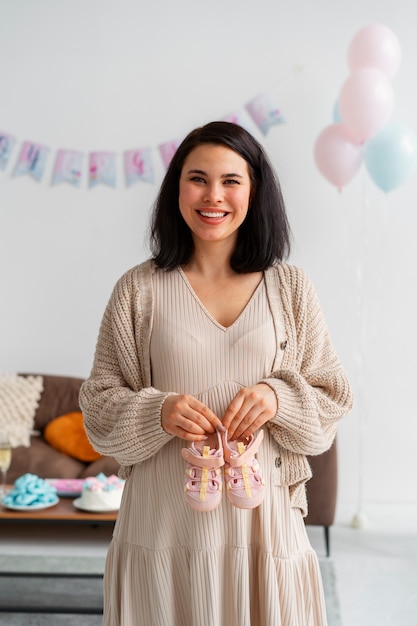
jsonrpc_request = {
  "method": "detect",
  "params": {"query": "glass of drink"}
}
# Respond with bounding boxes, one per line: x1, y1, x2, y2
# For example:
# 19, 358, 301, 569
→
0, 435, 12, 497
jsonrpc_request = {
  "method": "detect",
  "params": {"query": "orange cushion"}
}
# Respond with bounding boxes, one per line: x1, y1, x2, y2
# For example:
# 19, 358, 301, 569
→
44, 412, 102, 462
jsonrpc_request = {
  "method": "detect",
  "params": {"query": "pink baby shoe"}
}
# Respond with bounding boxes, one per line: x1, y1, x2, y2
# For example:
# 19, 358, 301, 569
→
223, 429, 265, 509
181, 429, 224, 512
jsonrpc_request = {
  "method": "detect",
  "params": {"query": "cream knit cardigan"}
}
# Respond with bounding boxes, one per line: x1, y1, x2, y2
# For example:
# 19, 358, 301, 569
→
79, 260, 353, 515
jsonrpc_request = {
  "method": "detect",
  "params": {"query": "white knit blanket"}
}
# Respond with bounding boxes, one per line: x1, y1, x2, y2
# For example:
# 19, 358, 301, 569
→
0, 374, 44, 447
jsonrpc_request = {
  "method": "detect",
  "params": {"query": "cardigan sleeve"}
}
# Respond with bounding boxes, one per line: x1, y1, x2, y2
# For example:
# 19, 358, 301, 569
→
263, 266, 353, 456
79, 267, 174, 468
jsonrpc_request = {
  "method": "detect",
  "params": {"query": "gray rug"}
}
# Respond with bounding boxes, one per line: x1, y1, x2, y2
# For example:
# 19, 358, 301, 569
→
319, 558, 343, 626
0, 555, 342, 625
0, 556, 104, 626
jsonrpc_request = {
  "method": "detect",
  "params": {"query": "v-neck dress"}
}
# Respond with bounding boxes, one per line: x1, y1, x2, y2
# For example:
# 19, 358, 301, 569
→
102, 267, 327, 626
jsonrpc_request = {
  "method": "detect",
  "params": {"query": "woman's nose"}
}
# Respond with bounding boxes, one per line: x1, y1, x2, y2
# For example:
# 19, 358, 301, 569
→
203, 182, 223, 203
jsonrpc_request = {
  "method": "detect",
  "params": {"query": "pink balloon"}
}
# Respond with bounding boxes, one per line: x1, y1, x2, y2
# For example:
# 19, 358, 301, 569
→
348, 23, 402, 79
314, 124, 363, 191
339, 68, 395, 142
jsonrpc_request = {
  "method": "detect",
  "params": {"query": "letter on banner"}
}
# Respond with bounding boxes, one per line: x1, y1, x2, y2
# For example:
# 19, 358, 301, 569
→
0, 132, 16, 171
245, 93, 285, 135
13, 141, 49, 182
89, 152, 117, 188
159, 139, 182, 170
124, 148, 154, 186
52, 149, 84, 187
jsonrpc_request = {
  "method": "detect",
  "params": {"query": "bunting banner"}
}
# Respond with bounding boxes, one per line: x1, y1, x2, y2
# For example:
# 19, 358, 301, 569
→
0, 88, 286, 190
158, 139, 183, 170
124, 148, 154, 186
88, 151, 117, 188
245, 92, 285, 135
13, 141, 49, 182
52, 149, 84, 187
0, 132, 16, 171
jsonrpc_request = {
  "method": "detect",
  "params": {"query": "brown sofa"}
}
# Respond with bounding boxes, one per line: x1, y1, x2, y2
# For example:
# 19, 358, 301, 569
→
9, 374, 337, 555
306, 442, 338, 556
8, 374, 120, 485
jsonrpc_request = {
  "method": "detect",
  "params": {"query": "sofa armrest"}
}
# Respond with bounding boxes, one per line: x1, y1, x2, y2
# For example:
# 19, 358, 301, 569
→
304, 440, 338, 528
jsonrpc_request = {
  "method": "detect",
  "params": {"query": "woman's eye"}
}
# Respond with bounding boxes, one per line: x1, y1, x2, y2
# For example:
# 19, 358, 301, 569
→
190, 176, 206, 183
224, 179, 240, 185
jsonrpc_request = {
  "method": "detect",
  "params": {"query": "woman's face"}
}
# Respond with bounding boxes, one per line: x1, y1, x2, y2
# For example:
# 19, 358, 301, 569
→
178, 143, 252, 249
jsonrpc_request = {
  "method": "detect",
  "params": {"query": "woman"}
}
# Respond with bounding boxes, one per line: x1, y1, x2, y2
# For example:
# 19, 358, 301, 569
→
80, 121, 353, 626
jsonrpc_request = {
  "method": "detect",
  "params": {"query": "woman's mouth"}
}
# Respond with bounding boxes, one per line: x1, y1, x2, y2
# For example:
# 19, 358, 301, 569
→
197, 211, 228, 218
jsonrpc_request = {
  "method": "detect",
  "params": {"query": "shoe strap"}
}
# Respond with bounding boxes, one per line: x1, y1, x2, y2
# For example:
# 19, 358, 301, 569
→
181, 447, 224, 468
237, 442, 252, 498
226, 430, 264, 468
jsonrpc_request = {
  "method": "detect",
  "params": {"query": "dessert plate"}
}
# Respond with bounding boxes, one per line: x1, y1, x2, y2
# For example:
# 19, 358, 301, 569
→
0, 496, 59, 511
73, 498, 120, 513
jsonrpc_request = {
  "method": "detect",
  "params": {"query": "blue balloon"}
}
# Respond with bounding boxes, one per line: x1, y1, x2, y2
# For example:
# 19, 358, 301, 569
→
364, 122, 417, 192
333, 100, 342, 124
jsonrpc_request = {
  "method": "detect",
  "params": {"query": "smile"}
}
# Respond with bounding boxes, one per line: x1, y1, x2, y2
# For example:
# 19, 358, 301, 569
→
197, 211, 228, 218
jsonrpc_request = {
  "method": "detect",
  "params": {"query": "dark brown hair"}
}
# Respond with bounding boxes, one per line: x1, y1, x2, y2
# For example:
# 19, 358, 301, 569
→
150, 121, 291, 271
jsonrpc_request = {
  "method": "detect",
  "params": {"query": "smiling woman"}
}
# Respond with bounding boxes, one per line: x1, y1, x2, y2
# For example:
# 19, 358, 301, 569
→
79, 121, 353, 626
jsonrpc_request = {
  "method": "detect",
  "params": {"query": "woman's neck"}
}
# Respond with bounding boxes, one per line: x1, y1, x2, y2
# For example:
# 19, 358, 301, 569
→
184, 241, 236, 279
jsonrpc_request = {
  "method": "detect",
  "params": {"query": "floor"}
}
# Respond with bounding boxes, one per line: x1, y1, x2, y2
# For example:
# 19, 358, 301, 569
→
308, 522, 417, 626
0, 520, 416, 626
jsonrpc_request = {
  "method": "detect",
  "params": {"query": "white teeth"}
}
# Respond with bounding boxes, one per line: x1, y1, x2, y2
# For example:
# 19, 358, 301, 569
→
199, 211, 227, 218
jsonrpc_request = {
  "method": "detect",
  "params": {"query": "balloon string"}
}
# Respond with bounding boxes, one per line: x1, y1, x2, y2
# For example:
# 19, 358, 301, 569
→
339, 184, 363, 522
348, 168, 370, 523
356, 173, 368, 517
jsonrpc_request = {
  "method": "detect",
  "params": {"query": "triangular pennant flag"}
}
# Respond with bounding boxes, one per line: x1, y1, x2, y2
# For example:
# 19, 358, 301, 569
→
0, 132, 16, 171
158, 139, 182, 170
52, 149, 84, 187
88, 152, 117, 188
124, 148, 154, 186
13, 141, 49, 182
245, 92, 285, 135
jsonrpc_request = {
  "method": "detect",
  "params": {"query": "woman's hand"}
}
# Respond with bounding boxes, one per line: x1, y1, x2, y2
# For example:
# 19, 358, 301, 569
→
222, 383, 278, 440
161, 394, 224, 442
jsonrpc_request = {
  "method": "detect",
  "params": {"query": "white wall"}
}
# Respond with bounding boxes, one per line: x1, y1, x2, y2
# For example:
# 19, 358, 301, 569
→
1, 0, 416, 527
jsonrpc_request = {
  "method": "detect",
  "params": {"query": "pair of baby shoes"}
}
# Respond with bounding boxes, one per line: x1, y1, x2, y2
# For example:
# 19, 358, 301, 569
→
181, 428, 265, 512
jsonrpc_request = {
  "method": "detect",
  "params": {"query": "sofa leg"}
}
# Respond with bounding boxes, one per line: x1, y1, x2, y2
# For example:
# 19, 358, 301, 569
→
324, 526, 330, 557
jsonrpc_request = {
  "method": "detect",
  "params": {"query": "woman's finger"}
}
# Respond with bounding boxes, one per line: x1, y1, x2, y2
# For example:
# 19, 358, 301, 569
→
231, 409, 271, 440
161, 394, 222, 439
223, 384, 278, 439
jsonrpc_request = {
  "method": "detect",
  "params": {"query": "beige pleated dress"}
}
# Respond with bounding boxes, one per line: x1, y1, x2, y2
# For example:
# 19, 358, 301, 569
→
102, 268, 327, 626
